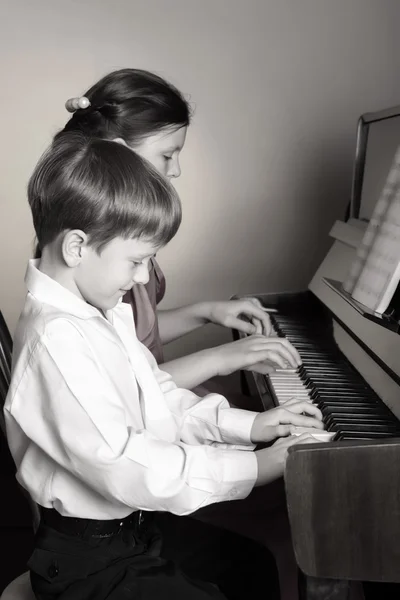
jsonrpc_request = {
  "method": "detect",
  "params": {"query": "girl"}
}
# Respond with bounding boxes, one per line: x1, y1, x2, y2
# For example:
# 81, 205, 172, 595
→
54, 69, 301, 393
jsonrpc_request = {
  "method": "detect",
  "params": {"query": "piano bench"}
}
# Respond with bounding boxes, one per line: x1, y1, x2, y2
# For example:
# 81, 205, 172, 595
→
1, 572, 34, 600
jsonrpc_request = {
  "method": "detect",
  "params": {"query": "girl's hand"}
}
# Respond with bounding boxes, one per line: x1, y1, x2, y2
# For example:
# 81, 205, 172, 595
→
213, 335, 301, 376
250, 400, 324, 444
206, 299, 272, 336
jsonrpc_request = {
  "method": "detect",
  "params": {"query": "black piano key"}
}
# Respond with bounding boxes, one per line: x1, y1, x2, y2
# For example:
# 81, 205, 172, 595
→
267, 309, 400, 443
325, 412, 395, 422
301, 366, 350, 372
313, 395, 369, 404
307, 382, 369, 393
325, 415, 398, 430
300, 361, 355, 369
335, 431, 400, 440
329, 422, 400, 433
332, 413, 400, 423
313, 391, 373, 401
303, 375, 369, 385
317, 400, 380, 408
321, 405, 391, 416
314, 391, 374, 399
296, 351, 342, 357
307, 382, 371, 393
322, 410, 390, 421
289, 346, 334, 351
311, 390, 378, 400
302, 372, 361, 381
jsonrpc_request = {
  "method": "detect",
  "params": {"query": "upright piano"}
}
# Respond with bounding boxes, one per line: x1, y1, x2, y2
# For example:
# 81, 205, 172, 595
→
238, 105, 400, 599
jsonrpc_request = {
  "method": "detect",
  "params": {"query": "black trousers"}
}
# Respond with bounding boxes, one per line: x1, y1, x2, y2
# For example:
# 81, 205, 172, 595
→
29, 510, 279, 600
156, 512, 280, 600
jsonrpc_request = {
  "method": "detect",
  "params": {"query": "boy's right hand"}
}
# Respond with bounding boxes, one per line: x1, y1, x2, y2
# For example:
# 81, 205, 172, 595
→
255, 433, 322, 487
250, 399, 323, 443
214, 335, 301, 376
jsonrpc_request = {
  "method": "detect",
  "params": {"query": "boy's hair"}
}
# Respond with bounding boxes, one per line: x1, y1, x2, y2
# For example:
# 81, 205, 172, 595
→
56, 68, 192, 146
29, 132, 182, 253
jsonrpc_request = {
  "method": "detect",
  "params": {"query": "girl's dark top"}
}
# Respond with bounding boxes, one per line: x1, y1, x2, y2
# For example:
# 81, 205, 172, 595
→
123, 258, 165, 363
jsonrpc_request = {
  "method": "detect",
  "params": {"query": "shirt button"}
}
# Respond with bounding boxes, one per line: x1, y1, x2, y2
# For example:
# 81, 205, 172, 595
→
119, 521, 124, 526
48, 564, 59, 578
230, 488, 238, 497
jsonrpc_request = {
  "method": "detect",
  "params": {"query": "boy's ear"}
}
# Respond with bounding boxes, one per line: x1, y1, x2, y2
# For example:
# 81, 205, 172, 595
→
62, 230, 88, 267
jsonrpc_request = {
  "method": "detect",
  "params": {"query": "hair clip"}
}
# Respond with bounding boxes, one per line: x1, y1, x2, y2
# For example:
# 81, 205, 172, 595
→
65, 96, 91, 113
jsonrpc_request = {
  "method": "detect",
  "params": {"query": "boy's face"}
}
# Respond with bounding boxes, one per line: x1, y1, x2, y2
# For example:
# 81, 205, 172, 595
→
75, 237, 159, 310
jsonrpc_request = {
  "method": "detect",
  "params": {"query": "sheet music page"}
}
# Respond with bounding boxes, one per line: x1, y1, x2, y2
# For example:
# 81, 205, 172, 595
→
342, 146, 400, 313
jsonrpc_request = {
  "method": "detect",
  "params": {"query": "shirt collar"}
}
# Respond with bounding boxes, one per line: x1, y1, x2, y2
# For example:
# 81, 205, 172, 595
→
25, 259, 117, 321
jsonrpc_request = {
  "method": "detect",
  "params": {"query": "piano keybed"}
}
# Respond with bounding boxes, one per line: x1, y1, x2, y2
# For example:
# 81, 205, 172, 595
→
266, 310, 400, 441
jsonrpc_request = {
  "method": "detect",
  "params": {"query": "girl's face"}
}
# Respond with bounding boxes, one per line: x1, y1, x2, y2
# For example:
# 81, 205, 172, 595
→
133, 126, 187, 179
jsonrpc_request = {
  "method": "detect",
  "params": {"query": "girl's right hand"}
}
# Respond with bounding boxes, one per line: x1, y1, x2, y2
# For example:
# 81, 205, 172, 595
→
214, 335, 301, 376
255, 433, 321, 486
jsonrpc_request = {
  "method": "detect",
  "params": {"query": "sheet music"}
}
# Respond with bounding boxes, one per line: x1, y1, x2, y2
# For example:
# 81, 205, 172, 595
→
342, 146, 400, 313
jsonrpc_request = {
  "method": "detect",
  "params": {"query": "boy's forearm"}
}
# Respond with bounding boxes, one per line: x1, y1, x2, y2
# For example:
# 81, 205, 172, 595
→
254, 449, 283, 487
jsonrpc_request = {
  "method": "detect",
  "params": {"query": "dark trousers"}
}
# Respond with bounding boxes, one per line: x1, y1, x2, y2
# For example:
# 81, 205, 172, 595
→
156, 511, 280, 600
29, 510, 279, 600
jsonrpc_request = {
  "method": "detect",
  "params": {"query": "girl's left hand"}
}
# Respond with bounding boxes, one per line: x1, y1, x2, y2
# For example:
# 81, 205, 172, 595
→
206, 298, 272, 336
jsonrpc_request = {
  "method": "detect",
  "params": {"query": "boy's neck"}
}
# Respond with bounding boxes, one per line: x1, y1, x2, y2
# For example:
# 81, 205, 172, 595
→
38, 248, 85, 304
37, 249, 108, 320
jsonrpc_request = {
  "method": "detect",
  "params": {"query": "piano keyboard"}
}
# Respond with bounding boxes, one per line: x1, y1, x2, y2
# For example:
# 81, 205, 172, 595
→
267, 311, 400, 441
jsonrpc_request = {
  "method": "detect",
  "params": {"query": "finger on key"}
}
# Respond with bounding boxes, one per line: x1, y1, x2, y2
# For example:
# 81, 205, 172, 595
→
289, 427, 334, 442
282, 400, 323, 420
280, 338, 302, 367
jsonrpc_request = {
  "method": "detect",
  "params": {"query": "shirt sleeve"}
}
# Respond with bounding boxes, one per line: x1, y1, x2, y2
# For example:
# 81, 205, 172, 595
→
8, 319, 257, 516
139, 343, 258, 449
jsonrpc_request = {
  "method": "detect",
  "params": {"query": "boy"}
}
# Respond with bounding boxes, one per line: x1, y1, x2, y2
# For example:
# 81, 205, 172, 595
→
4, 132, 322, 599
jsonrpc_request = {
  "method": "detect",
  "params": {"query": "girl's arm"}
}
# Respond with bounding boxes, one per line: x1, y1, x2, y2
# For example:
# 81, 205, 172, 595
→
157, 297, 272, 345
157, 303, 211, 344
159, 348, 221, 390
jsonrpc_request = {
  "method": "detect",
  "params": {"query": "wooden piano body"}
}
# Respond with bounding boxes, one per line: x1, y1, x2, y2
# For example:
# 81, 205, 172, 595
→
241, 218, 400, 588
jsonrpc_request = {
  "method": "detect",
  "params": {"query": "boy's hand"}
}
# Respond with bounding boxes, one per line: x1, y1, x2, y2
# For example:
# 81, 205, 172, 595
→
250, 400, 323, 444
213, 335, 301, 376
255, 433, 322, 486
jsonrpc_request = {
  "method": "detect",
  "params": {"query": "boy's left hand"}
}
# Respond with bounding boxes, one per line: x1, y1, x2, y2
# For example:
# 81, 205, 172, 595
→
206, 298, 272, 336
250, 399, 324, 444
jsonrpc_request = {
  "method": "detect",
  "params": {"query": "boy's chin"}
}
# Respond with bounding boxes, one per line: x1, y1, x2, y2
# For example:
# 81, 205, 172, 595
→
94, 295, 122, 312
104, 298, 122, 310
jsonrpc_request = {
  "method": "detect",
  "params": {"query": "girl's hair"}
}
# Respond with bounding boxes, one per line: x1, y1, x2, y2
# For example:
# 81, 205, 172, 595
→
29, 132, 182, 253
56, 68, 191, 146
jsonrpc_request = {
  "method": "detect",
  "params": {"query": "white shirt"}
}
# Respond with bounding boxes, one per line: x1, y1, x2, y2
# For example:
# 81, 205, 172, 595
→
4, 261, 258, 519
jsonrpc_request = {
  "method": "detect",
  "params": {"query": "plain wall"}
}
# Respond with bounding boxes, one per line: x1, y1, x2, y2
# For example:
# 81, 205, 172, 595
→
1, 0, 400, 359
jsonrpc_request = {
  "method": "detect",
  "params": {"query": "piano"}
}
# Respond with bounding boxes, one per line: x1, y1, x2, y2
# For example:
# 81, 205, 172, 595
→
236, 105, 400, 599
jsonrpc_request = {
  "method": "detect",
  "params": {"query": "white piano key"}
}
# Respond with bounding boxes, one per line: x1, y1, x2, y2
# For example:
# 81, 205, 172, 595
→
276, 394, 311, 399
274, 385, 309, 395
289, 427, 335, 442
